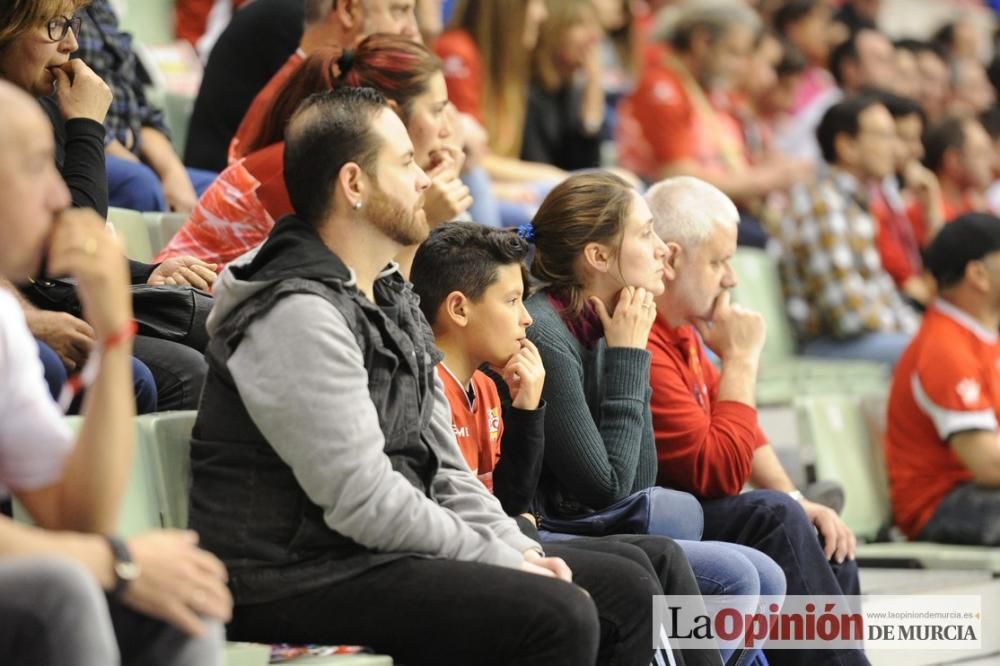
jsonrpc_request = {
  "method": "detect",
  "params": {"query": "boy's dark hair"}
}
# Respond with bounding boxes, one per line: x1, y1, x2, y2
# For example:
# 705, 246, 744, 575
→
923, 117, 967, 173
816, 94, 883, 164
283, 87, 387, 227
411, 222, 530, 327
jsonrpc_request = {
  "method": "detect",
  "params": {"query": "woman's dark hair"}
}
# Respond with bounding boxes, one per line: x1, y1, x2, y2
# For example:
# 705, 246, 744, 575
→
248, 34, 441, 154
529, 171, 637, 317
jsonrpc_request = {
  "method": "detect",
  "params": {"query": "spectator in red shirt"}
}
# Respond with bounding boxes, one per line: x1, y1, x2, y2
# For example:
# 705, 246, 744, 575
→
908, 116, 995, 245
886, 213, 1000, 545
617, 0, 807, 246
869, 91, 940, 305
645, 176, 867, 666
160, 36, 468, 275
435, 0, 570, 226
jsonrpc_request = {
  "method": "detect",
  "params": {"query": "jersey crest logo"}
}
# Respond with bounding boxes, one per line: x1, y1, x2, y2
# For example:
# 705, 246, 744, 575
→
487, 408, 501, 440
957, 378, 982, 407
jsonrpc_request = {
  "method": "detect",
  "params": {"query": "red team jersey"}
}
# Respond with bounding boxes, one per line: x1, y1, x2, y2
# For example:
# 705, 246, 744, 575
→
886, 301, 997, 538
437, 366, 503, 492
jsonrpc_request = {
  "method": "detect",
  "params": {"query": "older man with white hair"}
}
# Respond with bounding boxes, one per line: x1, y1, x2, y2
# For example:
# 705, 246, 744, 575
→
645, 176, 867, 666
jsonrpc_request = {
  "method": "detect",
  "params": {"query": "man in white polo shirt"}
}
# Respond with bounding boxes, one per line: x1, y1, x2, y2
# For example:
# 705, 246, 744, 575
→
0, 80, 230, 665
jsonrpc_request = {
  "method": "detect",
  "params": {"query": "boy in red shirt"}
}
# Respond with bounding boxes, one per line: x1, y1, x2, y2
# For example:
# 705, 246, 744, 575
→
411, 222, 722, 666
886, 213, 1000, 545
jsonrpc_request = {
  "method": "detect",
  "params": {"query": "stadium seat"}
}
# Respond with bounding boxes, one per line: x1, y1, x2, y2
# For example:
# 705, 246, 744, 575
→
11, 416, 161, 536
108, 207, 155, 263
163, 91, 197, 156
138, 411, 196, 530
117, 0, 175, 47
139, 413, 395, 665
143, 211, 189, 255
730, 248, 890, 403
794, 394, 1000, 575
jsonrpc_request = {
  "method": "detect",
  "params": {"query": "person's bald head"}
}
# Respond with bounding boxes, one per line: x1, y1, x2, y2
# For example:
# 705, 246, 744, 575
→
0, 78, 51, 145
0, 79, 70, 280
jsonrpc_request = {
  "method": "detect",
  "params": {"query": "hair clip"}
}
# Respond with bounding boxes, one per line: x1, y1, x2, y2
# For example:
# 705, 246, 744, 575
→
517, 223, 536, 243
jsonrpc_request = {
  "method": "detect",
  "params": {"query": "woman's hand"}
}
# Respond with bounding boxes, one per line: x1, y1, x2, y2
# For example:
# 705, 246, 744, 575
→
591, 286, 656, 349
423, 145, 473, 226
52, 60, 113, 123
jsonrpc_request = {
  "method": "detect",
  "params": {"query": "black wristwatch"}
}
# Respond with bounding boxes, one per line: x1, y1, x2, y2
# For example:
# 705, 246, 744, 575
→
104, 535, 141, 599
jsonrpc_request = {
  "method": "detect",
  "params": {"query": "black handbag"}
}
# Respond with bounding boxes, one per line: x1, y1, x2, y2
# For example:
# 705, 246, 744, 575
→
22, 279, 212, 352
130, 284, 212, 351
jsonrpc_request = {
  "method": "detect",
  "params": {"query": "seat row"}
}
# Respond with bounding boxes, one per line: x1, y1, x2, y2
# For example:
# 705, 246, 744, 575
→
13, 412, 393, 666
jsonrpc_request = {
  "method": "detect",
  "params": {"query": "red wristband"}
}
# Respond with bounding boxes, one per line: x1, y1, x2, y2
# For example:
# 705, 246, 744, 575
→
103, 320, 138, 350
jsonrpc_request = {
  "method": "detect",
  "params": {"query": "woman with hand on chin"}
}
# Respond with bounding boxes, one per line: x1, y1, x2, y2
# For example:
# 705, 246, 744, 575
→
159, 35, 471, 278
523, 171, 785, 666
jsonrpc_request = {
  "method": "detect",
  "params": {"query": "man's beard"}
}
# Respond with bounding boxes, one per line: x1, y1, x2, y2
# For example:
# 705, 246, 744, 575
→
367, 183, 428, 247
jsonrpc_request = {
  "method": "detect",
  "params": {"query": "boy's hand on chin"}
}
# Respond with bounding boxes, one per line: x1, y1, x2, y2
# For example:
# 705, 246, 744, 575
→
505, 339, 545, 410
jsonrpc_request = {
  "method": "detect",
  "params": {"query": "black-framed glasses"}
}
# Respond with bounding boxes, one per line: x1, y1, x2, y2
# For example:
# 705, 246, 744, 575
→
46, 15, 82, 42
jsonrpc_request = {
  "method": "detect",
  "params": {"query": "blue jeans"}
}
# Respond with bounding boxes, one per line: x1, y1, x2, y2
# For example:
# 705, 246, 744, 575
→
36, 340, 158, 414
701, 490, 867, 666
107, 155, 217, 212
801, 331, 911, 368
461, 166, 501, 228
679, 541, 784, 666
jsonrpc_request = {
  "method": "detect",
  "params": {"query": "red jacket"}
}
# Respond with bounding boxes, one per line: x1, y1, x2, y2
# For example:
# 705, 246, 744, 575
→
648, 318, 767, 498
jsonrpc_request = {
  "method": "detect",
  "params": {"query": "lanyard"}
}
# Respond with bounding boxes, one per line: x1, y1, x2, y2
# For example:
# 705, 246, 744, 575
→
687, 340, 709, 409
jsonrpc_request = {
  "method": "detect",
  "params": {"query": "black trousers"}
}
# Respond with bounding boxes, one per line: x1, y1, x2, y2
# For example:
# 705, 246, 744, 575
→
132, 335, 207, 411
228, 556, 601, 666
701, 490, 868, 666
919, 482, 1000, 545
559, 534, 724, 666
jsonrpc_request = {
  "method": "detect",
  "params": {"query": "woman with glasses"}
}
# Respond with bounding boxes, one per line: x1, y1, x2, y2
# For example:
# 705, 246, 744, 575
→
0, 2, 219, 419
0, 2, 112, 215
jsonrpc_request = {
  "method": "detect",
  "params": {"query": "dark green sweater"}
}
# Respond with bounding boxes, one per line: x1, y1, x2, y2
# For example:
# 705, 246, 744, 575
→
526, 293, 658, 517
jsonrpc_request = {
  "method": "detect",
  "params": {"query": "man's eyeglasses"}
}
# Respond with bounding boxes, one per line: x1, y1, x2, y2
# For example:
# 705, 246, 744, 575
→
47, 15, 82, 42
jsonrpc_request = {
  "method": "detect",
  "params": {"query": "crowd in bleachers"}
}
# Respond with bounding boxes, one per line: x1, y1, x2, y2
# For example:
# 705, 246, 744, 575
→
3, 0, 1000, 665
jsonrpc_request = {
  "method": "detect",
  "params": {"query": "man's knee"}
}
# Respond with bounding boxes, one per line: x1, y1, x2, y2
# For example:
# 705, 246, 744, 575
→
741, 489, 811, 527
133, 337, 207, 410
536, 582, 601, 647
13, 556, 106, 613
